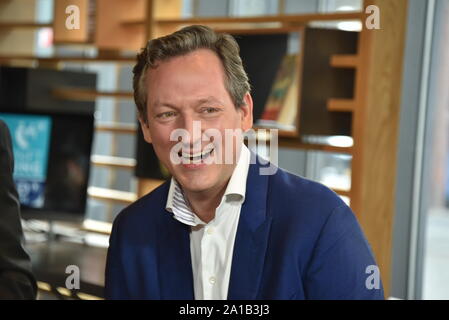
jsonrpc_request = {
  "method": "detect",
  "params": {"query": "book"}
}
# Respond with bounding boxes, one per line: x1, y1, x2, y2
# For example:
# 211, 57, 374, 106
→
257, 54, 299, 131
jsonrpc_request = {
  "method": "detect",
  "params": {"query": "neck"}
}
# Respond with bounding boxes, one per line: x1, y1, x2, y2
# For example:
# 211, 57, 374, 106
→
183, 178, 230, 224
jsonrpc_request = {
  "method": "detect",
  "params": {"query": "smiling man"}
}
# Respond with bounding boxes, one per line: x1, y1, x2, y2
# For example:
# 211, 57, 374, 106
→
104, 25, 384, 300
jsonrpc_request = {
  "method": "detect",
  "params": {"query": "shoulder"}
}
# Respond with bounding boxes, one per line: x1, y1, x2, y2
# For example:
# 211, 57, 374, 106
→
0, 120, 11, 146
0, 119, 6, 130
268, 167, 346, 215
0, 120, 13, 173
266, 167, 357, 242
111, 180, 171, 235
265, 168, 376, 277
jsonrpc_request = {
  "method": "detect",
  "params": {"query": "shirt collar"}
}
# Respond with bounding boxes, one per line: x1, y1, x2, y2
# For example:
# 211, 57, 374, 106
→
166, 143, 251, 226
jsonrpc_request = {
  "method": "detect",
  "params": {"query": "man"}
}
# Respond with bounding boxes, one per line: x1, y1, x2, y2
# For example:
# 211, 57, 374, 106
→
105, 25, 384, 300
0, 120, 37, 299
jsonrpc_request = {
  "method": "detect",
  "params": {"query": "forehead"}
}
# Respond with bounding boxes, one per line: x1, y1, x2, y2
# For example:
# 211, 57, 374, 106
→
146, 49, 229, 104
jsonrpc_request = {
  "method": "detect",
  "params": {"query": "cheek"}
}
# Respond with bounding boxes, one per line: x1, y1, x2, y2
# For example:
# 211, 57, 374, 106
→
211, 111, 241, 129
149, 125, 175, 151
151, 138, 175, 170
230, 110, 243, 127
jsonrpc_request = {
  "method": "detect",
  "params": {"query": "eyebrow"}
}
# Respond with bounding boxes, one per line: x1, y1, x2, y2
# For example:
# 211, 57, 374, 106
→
152, 101, 179, 110
152, 97, 224, 109
196, 96, 223, 106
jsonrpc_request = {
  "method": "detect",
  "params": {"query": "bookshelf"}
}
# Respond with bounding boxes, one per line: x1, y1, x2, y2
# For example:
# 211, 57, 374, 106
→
0, 0, 408, 296
137, 0, 407, 298
52, 88, 134, 101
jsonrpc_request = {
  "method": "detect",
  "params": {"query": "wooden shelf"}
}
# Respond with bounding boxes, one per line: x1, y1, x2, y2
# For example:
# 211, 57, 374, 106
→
0, 22, 52, 29
251, 128, 353, 154
331, 187, 351, 198
330, 54, 358, 68
91, 155, 136, 170
121, 19, 146, 26
82, 219, 112, 235
253, 126, 298, 139
0, 55, 136, 64
95, 0, 148, 50
53, 88, 133, 101
89, 12, 364, 31
95, 123, 137, 135
87, 186, 137, 205
327, 99, 355, 112
278, 138, 353, 154
52, 40, 96, 46
156, 12, 363, 26
298, 27, 356, 136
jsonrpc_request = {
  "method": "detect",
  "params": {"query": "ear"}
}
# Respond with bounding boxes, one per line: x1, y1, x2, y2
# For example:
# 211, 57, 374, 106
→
138, 117, 152, 143
239, 92, 253, 132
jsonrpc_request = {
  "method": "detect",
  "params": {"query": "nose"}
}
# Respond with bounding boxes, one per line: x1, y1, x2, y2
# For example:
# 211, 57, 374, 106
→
179, 114, 203, 151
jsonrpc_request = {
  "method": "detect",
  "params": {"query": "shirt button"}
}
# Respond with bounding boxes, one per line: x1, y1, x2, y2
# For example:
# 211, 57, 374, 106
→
209, 276, 216, 285
207, 227, 214, 235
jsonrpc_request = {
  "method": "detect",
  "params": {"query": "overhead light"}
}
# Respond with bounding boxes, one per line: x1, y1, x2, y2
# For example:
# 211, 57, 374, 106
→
326, 136, 353, 148
337, 20, 363, 32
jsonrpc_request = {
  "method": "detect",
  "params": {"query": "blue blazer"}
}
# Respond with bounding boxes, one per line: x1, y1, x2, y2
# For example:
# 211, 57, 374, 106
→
105, 154, 384, 300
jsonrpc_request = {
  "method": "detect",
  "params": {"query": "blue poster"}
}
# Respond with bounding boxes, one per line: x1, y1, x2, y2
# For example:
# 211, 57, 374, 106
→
0, 113, 52, 208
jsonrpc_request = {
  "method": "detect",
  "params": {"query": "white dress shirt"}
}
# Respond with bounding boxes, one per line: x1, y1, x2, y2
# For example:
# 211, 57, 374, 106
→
165, 144, 250, 300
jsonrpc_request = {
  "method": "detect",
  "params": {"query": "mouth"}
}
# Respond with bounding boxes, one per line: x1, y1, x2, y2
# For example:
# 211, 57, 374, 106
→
179, 147, 214, 163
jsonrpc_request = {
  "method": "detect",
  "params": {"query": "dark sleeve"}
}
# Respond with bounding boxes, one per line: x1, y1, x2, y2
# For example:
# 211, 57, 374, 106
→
304, 205, 385, 300
104, 213, 129, 299
0, 121, 37, 299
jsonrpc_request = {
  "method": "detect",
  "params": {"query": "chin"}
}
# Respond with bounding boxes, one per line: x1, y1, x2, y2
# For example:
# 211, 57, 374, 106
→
178, 178, 214, 193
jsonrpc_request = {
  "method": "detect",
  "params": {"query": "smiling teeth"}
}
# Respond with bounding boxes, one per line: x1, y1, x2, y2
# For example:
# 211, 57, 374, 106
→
181, 148, 213, 160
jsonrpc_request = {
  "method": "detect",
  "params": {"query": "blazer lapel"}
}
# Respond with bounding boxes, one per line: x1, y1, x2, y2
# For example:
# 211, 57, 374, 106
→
156, 152, 273, 300
227, 153, 273, 300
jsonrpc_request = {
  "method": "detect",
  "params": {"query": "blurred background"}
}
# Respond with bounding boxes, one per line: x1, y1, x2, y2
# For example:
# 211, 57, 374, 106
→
0, 0, 447, 300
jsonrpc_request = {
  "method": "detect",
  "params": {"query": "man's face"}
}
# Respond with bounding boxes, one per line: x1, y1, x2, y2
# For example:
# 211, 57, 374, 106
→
140, 49, 253, 194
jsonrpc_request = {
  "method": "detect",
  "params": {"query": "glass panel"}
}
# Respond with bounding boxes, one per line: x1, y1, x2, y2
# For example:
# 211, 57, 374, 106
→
229, 0, 279, 16
420, 0, 449, 300
319, 0, 362, 12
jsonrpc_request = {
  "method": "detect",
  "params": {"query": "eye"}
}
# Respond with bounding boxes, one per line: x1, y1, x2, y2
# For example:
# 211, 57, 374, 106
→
156, 111, 177, 119
201, 107, 220, 114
